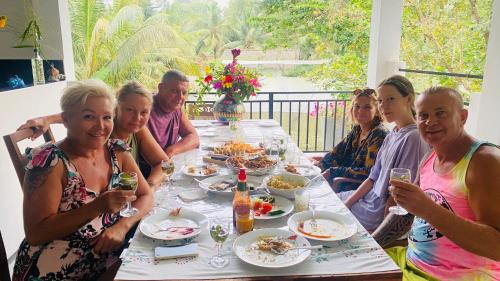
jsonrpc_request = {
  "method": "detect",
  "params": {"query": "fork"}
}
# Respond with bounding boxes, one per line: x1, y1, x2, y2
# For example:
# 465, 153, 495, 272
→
270, 245, 323, 255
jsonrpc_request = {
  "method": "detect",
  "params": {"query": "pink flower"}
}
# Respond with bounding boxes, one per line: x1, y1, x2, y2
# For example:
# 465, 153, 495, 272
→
249, 78, 260, 88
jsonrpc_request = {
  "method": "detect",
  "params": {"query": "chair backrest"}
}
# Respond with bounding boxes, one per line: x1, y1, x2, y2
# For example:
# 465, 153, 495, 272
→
3, 127, 55, 186
0, 230, 10, 281
186, 103, 214, 120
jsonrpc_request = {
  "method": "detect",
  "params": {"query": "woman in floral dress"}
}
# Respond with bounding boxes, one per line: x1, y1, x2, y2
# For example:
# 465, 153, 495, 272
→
12, 80, 153, 281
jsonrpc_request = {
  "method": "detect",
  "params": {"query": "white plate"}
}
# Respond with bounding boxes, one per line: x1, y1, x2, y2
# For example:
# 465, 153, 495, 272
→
198, 175, 262, 194
282, 164, 321, 178
182, 164, 218, 177
233, 228, 311, 268
199, 131, 216, 137
258, 120, 279, 127
251, 195, 294, 220
140, 208, 208, 243
192, 122, 212, 128
287, 210, 357, 241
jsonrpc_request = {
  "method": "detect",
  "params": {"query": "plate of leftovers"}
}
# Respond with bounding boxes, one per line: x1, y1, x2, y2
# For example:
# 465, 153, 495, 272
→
182, 164, 218, 177
233, 228, 311, 268
283, 164, 321, 178
250, 195, 294, 220
287, 210, 357, 241
197, 175, 262, 194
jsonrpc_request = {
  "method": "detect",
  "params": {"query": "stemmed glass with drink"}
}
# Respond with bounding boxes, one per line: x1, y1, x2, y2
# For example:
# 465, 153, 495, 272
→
161, 159, 175, 187
209, 218, 231, 268
388, 168, 411, 215
117, 172, 139, 217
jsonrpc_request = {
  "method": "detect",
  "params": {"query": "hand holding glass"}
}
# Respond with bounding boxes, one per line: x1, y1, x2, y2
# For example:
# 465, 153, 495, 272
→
389, 168, 411, 215
117, 172, 139, 217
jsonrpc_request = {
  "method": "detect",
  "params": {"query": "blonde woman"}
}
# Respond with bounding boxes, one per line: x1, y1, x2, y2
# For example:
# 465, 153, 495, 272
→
19, 81, 170, 188
13, 80, 153, 280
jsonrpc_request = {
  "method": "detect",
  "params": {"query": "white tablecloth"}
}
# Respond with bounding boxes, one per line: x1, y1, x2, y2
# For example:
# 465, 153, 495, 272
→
115, 120, 399, 280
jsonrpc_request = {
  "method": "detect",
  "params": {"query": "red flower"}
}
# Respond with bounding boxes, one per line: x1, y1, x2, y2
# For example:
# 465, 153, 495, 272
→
204, 75, 213, 83
224, 75, 233, 83
251, 92, 256, 96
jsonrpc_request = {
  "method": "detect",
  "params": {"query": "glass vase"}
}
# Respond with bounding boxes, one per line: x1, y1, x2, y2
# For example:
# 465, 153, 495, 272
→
212, 93, 245, 123
31, 48, 45, 86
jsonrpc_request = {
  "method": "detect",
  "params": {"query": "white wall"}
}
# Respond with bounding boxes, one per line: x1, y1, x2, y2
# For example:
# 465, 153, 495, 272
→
0, 0, 66, 60
0, 82, 67, 258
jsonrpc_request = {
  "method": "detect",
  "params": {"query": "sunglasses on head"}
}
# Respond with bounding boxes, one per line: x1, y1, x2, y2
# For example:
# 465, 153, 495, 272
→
353, 88, 376, 96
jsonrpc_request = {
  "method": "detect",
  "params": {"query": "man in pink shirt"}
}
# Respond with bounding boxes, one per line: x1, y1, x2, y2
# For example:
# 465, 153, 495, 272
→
374, 87, 499, 280
147, 70, 199, 157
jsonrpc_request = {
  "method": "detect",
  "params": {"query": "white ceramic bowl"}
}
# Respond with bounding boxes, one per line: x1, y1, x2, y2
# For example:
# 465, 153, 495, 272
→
262, 173, 311, 200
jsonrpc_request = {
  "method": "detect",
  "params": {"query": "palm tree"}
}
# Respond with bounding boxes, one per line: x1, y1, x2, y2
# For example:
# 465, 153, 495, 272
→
69, 0, 199, 88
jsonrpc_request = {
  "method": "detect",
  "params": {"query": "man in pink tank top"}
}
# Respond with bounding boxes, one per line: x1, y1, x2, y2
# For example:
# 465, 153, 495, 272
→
147, 70, 200, 157
374, 87, 499, 280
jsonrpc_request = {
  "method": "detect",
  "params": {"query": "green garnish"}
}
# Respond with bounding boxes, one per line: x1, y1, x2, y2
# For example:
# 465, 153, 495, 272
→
268, 210, 285, 216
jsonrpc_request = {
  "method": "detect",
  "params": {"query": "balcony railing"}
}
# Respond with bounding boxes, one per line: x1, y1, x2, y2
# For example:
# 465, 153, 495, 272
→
185, 91, 351, 153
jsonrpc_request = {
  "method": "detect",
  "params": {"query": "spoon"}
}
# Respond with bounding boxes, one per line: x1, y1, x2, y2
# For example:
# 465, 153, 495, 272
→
270, 245, 323, 255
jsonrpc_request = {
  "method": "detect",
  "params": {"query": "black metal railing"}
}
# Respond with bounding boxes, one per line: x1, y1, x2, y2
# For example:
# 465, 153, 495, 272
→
185, 91, 351, 153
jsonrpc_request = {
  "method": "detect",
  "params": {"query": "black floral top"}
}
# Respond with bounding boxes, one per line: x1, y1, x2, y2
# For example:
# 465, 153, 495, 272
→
13, 139, 129, 281
320, 124, 388, 191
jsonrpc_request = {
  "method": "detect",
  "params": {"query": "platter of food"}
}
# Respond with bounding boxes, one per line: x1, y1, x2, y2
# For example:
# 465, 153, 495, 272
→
226, 154, 277, 176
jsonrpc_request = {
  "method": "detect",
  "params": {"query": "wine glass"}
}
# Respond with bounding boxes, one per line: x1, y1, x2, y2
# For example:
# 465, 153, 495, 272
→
161, 159, 175, 187
388, 168, 411, 215
263, 137, 279, 161
117, 172, 139, 217
209, 218, 230, 268
272, 133, 287, 161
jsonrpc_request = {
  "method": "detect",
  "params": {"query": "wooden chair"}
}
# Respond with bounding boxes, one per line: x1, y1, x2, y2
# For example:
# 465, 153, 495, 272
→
3, 127, 55, 186
0, 230, 10, 281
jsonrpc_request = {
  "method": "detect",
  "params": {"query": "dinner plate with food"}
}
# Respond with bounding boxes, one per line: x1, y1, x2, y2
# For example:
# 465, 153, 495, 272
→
251, 195, 294, 220
226, 154, 278, 176
283, 164, 321, 178
139, 208, 208, 245
262, 173, 311, 199
182, 164, 218, 177
287, 210, 357, 241
233, 228, 312, 268
197, 175, 262, 194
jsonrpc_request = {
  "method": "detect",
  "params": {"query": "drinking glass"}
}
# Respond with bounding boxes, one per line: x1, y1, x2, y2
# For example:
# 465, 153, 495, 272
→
117, 172, 139, 217
161, 159, 175, 186
294, 189, 310, 212
388, 168, 411, 215
272, 133, 287, 161
263, 137, 279, 161
209, 218, 230, 268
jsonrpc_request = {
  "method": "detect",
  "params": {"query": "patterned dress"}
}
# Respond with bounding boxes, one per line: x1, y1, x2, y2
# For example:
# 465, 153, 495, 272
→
320, 124, 388, 191
12, 139, 129, 281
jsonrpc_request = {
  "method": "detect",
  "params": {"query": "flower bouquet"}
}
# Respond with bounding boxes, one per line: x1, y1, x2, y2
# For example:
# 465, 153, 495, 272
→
196, 49, 261, 122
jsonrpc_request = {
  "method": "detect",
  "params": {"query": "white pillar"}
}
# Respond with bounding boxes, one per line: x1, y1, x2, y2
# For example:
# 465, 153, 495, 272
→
467, 0, 500, 145
367, 0, 404, 88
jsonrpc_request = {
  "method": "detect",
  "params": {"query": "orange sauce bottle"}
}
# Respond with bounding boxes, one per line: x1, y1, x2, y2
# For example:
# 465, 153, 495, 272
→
232, 168, 253, 234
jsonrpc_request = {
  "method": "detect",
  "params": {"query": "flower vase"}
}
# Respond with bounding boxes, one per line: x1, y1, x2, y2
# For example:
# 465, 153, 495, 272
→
31, 48, 45, 85
212, 94, 245, 124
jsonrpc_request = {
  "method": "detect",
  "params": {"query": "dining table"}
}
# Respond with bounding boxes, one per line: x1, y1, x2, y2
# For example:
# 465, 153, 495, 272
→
113, 119, 402, 281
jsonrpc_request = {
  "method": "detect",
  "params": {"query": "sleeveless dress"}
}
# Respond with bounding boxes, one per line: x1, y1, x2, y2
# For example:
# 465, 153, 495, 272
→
407, 141, 500, 280
12, 139, 129, 281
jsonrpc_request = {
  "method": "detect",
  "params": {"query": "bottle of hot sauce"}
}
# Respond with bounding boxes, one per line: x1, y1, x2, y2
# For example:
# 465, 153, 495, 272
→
232, 168, 253, 234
